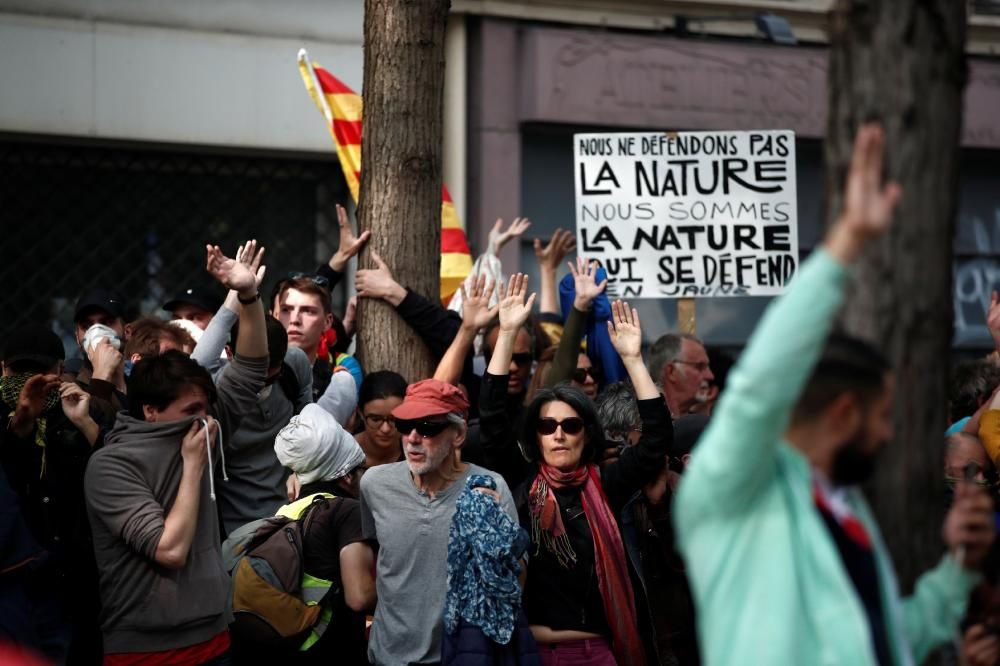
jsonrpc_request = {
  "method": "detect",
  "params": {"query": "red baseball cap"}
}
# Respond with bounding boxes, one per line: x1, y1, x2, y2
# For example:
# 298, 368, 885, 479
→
392, 379, 470, 421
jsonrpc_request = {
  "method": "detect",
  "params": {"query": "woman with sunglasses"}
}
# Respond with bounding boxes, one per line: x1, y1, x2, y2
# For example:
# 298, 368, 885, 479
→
355, 370, 408, 468
481, 275, 672, 666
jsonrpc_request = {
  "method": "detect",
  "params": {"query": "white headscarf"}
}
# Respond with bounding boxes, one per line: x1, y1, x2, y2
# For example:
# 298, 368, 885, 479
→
274, 403, 365, 485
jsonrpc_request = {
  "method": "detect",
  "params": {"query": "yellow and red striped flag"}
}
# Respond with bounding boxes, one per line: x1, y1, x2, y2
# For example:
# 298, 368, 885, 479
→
297, 49, 472, 302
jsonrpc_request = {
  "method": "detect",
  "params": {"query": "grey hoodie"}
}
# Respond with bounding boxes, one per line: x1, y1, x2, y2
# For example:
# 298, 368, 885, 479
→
84, 354, 266, 653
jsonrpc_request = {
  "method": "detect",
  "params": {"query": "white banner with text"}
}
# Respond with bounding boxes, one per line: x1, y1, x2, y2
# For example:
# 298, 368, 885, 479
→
573, 130, 798, 298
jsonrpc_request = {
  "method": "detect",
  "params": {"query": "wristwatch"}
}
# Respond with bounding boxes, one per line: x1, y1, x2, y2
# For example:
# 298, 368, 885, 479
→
237, 292, 260, 305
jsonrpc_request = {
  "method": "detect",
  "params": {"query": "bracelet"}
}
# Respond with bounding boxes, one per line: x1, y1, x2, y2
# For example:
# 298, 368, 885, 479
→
237, 292, 260, 305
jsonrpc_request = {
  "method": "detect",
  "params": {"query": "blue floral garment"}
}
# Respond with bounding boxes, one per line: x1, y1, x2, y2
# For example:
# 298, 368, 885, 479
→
444, 474, 529, 645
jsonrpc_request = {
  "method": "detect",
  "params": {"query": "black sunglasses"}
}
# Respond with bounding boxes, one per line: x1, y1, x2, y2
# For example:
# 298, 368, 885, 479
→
536, 417, 585, 436
511, 352, 533, 367
571, 367, 601, 384
395, 418, 453, 438
485, 351, 533, 367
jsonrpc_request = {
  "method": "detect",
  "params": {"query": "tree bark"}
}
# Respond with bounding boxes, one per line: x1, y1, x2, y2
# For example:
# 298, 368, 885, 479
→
826, 0, 967, 589
356, 0, 450, 382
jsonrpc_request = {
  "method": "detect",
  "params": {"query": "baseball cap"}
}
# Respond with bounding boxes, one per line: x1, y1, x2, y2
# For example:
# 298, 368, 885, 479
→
74, 288, 126, 323
162, 286, 223, 315
392, 378, 470, 421
2, 324, 65, 368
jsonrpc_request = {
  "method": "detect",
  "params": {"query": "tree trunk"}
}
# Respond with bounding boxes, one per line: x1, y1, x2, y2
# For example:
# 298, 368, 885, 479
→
826, 0, 967, 590
356, 0, 450, 382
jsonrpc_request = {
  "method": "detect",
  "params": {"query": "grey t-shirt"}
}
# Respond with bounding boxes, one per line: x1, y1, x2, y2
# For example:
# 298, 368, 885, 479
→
360, 461, 517, 665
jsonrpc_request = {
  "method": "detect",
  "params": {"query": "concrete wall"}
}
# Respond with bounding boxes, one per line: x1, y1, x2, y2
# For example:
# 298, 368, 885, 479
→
0, 0, 365, 153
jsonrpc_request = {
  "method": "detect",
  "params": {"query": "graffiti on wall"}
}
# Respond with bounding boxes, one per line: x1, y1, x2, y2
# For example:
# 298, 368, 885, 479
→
954, 209, 1000, 346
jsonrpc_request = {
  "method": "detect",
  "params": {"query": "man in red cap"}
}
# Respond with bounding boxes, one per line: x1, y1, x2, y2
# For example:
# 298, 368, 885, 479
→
360, 378, 517, 665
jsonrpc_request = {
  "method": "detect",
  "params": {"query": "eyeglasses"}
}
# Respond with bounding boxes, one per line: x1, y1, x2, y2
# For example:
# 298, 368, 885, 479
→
285, 272, 330, 288
672, 360, 710, 372
571, 367, 601, 384
536, 417, 585, 436
364, 413, 395, 429
395, 418, 453, 438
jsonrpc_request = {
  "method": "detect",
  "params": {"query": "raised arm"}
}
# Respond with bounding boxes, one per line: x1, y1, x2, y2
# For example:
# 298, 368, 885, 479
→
434, 274, 497, 385
678, 123, 902, 518
601, 300, 673, 506
546, 257, 607, 387
489, 217, 531, 255
207, 240, 267, 359
190, 304, 237, 374
194, 242, 266, 373
206, 241, 269, 435
608, 300, 658, 400
316, 203, 371, 289
534, 228, 576, 316
481, 274, 537, 485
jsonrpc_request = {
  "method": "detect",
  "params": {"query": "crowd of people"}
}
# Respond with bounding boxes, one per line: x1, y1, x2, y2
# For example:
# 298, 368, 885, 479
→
2, 124, 1000, 666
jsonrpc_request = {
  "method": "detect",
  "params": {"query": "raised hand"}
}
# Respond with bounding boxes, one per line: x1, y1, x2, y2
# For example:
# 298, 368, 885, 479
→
355, 252, 406, 306
497, 273, 537, 333
8, 373, 61, 438
59, 382, 91, 424
235, 239, 267, 291
206, 242, 259, 297
569, 256, 608, 311
17, 374, 61, 420
827, 123, 902, 263
488, 217, 532, 254
608, 300, 642, 361
534, 228, 576, 272
460, 274, 499, 332
330, 204, 372, 273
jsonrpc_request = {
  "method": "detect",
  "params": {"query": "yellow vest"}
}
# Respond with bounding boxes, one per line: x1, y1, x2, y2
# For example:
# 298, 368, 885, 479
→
274, 493, 337, 651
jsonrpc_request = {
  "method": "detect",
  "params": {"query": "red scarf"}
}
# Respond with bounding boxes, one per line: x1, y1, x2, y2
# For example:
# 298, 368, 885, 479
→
529, 464, 646, 666
316, 328, 339, 363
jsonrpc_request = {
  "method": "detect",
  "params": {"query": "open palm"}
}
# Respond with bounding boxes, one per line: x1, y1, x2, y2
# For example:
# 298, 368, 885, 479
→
497, 273, 536, 332
608, 300, 642, 360
207, 242, 258, 293
570, 256, 607, 310
461, 274, 499, 331
840, 123, 902, 239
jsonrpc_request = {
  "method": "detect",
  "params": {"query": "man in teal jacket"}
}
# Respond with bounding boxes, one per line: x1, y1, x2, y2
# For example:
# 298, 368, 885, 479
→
675, 124, 995, 665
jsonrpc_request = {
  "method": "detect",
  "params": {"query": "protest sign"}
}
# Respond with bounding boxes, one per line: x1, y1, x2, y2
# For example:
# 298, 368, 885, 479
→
573, 130, 798, 298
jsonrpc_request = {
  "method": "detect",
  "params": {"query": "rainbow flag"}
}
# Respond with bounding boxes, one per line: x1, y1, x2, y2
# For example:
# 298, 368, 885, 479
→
297, 49, 472, 302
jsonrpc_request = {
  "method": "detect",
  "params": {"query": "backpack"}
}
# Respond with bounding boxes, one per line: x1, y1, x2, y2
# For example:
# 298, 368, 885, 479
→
221, 494, 340, 649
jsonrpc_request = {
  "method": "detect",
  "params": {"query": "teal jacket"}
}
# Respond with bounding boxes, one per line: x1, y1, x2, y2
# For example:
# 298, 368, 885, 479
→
674, 249, 978, 665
